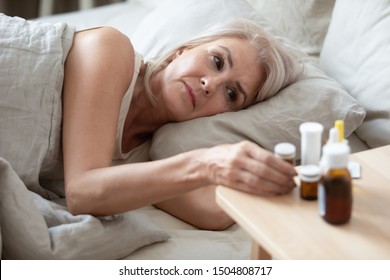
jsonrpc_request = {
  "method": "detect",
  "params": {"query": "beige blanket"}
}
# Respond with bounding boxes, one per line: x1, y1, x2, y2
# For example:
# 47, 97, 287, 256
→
0, 14, 168, 259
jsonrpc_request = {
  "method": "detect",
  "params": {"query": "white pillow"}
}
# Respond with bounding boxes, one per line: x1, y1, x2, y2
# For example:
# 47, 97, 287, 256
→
320, 0, 390, 148
132, 0, 270, 60
246, 0, 335, 57
131, 0, 365, 160
38, 1, 152, 37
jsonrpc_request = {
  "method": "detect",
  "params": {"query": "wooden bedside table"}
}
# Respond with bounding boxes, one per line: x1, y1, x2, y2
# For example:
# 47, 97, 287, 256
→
216, 145, 390, 259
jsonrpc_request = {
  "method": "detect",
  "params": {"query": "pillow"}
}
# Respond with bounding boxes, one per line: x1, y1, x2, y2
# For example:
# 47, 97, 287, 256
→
38, 1, 153, 37
131, 0, 365, 160
132, 0, 270, 60
320, 0, 390, 148
246, 0, 335, 57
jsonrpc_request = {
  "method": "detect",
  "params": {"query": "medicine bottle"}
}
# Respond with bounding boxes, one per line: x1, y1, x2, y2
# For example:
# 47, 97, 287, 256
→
274, 143, 296, 165
299, 165, 321, 200
318, 143, 352, 224
299, 122, 324, 165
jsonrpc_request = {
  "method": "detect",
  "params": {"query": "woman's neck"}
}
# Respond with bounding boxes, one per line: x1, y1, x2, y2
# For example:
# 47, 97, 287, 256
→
121, 63, 167, 152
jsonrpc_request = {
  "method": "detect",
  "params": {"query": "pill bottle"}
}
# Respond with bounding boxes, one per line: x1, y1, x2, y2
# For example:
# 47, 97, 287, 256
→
318, 143, 352, 224
299, 165, 321, 200
274, 142, 296, 165
299, 122, 324, 166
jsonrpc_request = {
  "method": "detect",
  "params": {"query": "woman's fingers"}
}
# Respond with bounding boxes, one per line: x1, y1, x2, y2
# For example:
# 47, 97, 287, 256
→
201, 140, 297, 195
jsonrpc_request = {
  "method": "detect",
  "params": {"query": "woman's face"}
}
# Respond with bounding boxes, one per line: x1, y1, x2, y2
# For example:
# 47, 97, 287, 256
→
156, 37, 263, 122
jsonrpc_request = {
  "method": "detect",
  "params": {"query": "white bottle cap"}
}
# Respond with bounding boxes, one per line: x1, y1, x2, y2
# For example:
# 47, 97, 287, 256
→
299, 165, 321, 182
274, 143, 296, 157
328, 128, 339, 144
299, 122, 324, 165
322, 143, 350, 169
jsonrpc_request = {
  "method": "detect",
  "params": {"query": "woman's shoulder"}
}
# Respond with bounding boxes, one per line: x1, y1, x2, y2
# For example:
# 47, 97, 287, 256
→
67, 27, 136, 96
74, 26, 132, 48
79, 27, 131, 46
75, 26, 134, 67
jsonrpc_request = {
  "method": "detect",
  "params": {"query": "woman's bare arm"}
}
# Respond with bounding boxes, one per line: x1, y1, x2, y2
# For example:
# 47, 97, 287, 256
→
62, 27, 207, 216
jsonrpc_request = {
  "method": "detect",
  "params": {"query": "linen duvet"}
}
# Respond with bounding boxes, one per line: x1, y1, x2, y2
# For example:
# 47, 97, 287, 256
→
0, 14, 168, 260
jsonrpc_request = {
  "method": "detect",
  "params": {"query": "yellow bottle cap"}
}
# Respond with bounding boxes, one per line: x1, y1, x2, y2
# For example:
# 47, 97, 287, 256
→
334, 120, 344, 142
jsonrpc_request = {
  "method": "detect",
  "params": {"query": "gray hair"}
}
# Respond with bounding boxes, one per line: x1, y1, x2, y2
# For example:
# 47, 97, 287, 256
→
143, 18, 301, 106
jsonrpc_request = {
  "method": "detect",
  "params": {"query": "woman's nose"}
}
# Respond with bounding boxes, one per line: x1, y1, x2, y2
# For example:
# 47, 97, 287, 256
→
201, 78, 209, 95
201, 77, 217, 96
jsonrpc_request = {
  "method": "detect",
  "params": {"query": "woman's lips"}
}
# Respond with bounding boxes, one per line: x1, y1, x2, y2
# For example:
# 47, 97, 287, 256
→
184, 82, 196, 109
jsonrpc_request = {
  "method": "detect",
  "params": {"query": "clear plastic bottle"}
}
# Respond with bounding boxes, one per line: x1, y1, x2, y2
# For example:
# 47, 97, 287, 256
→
318, 143, 352, 224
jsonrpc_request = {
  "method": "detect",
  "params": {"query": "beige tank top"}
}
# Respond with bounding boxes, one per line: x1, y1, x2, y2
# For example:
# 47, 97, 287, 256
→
112, 51, 143, 160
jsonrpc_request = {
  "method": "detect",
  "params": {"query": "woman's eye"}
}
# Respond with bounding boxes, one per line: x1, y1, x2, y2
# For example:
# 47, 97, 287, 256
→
227, 88, 237, 102
213, 55, 224, 70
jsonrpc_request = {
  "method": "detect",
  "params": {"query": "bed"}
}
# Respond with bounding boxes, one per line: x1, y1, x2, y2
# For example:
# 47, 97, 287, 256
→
3, 0, 385, 260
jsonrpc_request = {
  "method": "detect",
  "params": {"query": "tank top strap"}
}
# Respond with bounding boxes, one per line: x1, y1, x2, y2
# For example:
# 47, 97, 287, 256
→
112, 51, 143, 160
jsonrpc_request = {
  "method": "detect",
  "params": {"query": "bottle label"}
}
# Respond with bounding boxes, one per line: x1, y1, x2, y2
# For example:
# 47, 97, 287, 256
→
318, 184, 325, 216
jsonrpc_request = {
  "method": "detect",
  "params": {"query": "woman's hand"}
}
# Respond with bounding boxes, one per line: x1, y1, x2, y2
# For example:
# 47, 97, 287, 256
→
198, 141, 297, 195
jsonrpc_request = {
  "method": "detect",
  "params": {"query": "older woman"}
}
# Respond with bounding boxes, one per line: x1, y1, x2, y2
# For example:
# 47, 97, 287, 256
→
3, 17, 301, 230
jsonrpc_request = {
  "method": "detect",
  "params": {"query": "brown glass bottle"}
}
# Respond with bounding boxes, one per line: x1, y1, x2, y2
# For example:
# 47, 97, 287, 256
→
299, 165, 321, 200
318, 143, 352, 224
